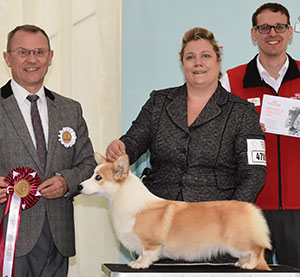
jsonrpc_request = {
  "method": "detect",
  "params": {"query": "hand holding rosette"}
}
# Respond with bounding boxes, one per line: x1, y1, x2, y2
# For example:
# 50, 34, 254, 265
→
0, 167, 41, 277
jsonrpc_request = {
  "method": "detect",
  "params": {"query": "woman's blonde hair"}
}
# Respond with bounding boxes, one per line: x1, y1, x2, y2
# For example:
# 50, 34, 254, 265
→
179, 27, 221, 64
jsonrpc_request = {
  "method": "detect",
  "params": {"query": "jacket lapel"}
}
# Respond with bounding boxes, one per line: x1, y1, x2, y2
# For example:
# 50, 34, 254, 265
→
44, 88, 59, 175
1, 81, 42, 171
166, 85, 189, 133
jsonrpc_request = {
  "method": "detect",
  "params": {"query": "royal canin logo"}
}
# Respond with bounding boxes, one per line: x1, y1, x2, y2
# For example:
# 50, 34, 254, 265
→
291, 93, 300, 100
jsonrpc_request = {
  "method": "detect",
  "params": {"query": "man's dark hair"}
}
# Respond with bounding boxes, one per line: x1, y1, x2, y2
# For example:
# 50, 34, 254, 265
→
252, 2, 290, 27
7, 24, 50, 51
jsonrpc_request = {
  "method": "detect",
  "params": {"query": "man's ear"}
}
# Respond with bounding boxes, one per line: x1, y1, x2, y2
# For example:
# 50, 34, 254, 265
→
48, 50, 54, 66
3, 52, 12, 68
251, 28, 258, 42
288, 25, 293, 41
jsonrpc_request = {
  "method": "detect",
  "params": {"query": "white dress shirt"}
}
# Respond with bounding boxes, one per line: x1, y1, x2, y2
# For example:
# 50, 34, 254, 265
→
256, 55, 288, 93
11, 79, 49, 149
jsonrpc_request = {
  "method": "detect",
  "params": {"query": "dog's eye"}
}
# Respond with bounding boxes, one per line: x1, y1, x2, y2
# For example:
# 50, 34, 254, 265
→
95, 175, 102, 181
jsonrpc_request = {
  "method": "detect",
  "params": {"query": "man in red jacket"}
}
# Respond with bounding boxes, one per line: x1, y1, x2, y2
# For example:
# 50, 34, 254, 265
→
221, 2, 300, 268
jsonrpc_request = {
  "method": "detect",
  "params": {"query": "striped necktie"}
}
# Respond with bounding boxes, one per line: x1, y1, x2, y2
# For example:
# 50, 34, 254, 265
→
27, 95, 47, 169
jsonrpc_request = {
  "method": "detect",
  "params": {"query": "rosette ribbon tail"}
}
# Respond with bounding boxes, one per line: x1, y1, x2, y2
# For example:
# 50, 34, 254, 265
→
0, 167, 41, 277
0, 193, 14, 277
0, 194, 22, 277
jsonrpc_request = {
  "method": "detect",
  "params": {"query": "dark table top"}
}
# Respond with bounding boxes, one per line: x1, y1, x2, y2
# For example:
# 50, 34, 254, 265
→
102, 263, 300, 273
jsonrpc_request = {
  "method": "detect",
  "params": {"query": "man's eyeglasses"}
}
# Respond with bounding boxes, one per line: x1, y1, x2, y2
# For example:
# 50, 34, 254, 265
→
8, 48, 50, 57
254, 24, 290, 34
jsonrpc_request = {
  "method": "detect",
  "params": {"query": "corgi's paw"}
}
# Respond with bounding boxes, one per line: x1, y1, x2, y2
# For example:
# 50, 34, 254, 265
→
128, 258, 152, 269
234, 261, 241, 267
128, 247, 161, 269
240, 262, 255, 270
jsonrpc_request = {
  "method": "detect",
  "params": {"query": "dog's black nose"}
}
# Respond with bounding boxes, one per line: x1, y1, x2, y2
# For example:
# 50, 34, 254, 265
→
78, 184, 83, 192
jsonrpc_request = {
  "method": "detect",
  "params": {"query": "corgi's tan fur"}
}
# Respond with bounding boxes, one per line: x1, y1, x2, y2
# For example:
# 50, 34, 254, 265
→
80, 153, 271, 270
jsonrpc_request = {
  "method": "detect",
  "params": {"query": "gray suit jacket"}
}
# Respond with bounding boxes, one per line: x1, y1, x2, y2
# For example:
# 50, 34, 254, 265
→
121, 83, 266, 203
0, 80, 96, 257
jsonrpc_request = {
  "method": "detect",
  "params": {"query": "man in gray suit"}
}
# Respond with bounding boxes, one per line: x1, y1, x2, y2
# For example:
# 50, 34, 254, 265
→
0, 25, 96, 276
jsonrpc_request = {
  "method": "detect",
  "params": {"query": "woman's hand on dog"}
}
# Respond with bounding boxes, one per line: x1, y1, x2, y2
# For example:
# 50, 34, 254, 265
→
106, 139, 126, 162
0, 176, 8, 204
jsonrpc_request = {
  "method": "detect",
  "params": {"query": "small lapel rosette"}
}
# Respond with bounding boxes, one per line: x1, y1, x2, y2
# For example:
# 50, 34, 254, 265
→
0, 167, 41, 277
58, 127, 77, 148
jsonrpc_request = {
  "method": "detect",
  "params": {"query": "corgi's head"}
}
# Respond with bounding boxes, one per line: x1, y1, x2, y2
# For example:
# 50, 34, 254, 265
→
79, 152, 129, 198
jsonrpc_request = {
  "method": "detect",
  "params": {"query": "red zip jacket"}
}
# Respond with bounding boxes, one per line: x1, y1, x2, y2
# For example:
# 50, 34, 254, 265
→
227, 54, 300, 210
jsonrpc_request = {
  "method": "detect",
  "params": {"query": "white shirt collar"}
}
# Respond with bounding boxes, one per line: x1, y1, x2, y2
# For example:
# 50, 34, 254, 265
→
11, 79, 46, 106
256, 55, 289, 92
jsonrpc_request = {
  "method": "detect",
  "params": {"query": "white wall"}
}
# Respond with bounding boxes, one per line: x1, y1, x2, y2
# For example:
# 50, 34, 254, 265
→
0, 0, 122, 276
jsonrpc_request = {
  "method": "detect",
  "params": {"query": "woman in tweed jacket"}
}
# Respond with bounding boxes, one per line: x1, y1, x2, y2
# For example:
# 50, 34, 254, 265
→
106, 27, 266, 204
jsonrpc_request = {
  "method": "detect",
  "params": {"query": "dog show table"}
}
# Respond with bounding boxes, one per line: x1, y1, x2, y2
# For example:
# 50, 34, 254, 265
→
102, 263, 300, 277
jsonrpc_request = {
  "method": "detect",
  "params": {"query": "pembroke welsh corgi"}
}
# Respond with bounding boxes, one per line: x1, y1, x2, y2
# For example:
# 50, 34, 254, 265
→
79, 153, 271, 270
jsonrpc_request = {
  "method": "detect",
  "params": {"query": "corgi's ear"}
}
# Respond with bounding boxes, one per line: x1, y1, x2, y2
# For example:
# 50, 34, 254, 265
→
113, 154, 129, 181
94, 152, 107, 165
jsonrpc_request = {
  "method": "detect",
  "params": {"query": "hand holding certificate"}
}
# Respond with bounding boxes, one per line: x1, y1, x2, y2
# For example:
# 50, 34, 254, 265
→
260, 94, 300, 138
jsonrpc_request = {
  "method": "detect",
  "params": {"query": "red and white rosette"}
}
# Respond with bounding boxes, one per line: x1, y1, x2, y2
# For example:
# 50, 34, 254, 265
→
0, 167, 41, 277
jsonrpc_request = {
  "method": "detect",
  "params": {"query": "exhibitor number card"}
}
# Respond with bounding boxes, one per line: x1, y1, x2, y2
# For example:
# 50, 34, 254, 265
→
260, 94, 300, 138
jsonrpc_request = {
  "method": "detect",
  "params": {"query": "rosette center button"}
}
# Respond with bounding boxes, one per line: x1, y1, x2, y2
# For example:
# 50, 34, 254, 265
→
14, 179, 31, 198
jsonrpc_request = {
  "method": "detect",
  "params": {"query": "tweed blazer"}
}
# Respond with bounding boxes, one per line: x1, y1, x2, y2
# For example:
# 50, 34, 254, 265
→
0, 80, 96, 257
121, 83, 266, 203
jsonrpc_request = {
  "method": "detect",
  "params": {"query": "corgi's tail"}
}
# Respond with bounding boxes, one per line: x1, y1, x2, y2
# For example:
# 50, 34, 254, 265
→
249, 204, 272, 250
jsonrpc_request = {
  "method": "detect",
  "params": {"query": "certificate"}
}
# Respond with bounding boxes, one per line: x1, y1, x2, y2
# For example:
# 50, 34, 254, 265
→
260, 94, 300, 138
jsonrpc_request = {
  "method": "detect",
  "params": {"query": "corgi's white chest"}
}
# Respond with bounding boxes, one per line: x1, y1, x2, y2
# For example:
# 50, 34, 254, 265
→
108, 174, 162, 254
110, 209, 143, 254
